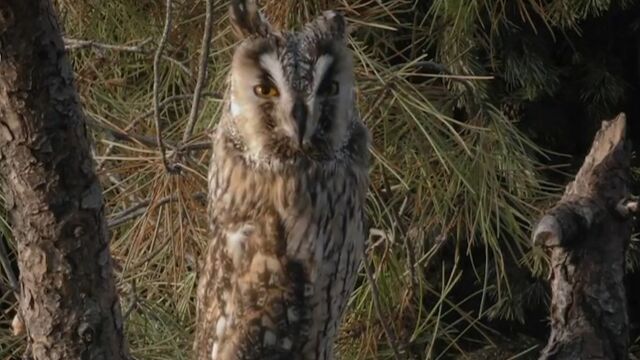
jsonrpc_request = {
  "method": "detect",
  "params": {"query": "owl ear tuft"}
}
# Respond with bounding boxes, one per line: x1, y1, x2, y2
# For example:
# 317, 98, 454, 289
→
229, 0, 271, 39
319, 11, 347, 41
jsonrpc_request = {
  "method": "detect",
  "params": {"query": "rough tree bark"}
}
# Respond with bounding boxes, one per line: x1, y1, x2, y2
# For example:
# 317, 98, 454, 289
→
0, 1, 128, 359
532, 113, 632, 360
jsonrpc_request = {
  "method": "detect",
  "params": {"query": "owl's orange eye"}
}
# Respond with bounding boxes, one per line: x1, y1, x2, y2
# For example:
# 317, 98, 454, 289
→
253, 84, 280, 98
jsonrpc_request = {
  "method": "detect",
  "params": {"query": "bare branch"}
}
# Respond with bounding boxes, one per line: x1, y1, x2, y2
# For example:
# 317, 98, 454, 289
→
107, 192, 206, 228
88, 116, 170, 150
64, 37, 192, 77
153, 0, 180, 174
64, 37, 152, 51
64, 28, 224, 170
89, 116, 213, 154
132, 92, 222, 127
88, 113, 213, 169
179, 141, 212, 151
160, 55, 192, 77
182, 0, 214, 144
95, 92, 220, 170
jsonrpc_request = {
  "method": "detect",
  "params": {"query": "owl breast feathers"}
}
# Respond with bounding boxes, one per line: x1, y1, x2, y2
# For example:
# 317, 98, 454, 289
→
195, 1, 370, 360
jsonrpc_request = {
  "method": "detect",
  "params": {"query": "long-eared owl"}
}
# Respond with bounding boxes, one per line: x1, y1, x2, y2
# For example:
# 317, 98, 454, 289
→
195, 1, 370, 359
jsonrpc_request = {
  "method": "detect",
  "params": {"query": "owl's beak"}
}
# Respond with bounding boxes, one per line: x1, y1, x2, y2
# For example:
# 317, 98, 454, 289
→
291, 99, 308, 148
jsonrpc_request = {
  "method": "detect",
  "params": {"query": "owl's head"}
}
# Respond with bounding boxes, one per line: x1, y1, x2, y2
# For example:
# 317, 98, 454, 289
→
225, 0, 356, 164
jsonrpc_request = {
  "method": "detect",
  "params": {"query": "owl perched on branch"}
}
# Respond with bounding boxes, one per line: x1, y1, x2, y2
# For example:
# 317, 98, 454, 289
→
195, 1, 370, 359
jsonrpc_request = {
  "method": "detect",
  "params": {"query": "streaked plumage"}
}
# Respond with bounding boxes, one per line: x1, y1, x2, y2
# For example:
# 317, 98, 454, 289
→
195, 1, 370, 359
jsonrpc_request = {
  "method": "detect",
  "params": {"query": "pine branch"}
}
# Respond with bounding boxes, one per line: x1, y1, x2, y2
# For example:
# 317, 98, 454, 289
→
182, 0, 214, 144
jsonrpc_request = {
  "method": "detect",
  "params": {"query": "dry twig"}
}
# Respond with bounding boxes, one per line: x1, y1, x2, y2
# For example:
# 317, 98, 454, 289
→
182, 0, 214, 144
64, 37, 152, 51
64, 37, 192, 76
88, 117, 168, 150
107, 192, 206, 228
153, 0, 179, 174
88, 114, 213, 153
94, 92, 220, 171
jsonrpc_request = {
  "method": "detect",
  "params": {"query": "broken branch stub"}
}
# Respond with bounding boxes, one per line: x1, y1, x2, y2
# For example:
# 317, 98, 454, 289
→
532, 113, 632, 360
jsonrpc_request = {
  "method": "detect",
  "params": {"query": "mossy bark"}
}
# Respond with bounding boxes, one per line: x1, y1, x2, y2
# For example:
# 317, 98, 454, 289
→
533, 114, 631, 360
0, 1, 128, 359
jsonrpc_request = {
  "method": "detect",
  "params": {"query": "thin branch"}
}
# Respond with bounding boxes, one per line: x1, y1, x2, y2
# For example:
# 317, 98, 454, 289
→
64, 35, 223, 169
108, 199, 154, 226
64, 37, 152, 51
160, 55, 192, 77
133, 92, 221, 127
108, 196, 171, 228
153, 0, 179, 174
107, 192, 206, 228
362, 250, 403, 360
88, 114, 212, 156
179, 141, 212, 151
103, 171, 141, 204
95, 92, 220, 171
88, 116, 170, 150
182, 0, 214, 144
391, 60, 477, 95
64, 37, 192, 77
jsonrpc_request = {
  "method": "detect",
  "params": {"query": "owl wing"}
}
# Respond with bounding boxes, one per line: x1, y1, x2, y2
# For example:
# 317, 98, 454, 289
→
196, 218, 312, 360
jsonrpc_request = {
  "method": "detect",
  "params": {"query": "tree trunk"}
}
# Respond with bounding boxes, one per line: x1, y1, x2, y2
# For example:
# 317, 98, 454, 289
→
532, 113, 632, 360
0, 1, 128, 359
